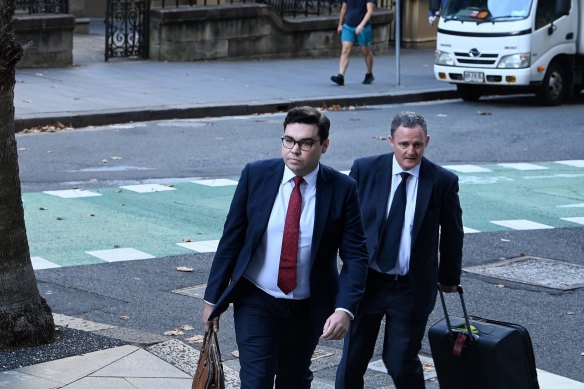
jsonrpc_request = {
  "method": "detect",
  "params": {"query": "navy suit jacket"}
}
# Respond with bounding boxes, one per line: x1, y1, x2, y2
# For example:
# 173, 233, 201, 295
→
350, 153, 463, 319
204, 158, 369, 337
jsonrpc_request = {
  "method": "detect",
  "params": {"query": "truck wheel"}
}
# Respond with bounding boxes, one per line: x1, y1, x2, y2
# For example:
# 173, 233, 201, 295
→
537, 62, 565, 105
457, 84, 481, 102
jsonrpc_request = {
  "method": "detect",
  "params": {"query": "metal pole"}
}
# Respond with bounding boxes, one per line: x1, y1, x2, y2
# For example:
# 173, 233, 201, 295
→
395, 0, 401, 86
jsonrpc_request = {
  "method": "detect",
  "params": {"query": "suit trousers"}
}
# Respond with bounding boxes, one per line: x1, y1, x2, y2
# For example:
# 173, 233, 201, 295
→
336, 269, 427, 389
233, 278, 319, 389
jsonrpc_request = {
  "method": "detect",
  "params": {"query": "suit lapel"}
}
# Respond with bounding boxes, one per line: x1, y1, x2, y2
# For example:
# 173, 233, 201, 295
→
375, 154, 393, 233
311, 165, 332, 264
250, 161, 283, 248
411, 158, 433, 244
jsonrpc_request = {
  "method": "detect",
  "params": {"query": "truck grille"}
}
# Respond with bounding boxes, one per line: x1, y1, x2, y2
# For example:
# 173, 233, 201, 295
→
454, 52, 498, 66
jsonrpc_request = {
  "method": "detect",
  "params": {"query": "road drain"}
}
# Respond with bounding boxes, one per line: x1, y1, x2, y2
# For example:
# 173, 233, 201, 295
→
463, 256, 584, 290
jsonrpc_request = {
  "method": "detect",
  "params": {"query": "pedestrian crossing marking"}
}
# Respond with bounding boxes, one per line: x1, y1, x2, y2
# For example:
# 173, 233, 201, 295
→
491, 220, 554, 230
177, 240, 220, 253
43, 189, 102, 198
498, 163, 548, 171
31, 256, 61, 270
86, 248, 156, 262
555, 160, 584, 168
22, 160, 584, 268
558, 203, 584, 208
561, 217, 584, 226
192, 179, 238, 187
443, 164, 493, 173
120, 184, 175, 193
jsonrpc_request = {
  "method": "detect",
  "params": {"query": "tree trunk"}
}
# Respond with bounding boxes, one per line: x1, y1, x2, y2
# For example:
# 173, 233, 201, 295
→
0, 0, 56, 350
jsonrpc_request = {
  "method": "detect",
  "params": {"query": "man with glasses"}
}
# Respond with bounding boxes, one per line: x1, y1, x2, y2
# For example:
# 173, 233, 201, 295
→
202, 106, 369, 389
336, 111, 463, 389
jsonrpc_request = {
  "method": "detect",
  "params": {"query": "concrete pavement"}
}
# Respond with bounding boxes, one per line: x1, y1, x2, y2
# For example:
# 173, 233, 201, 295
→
7, 20, 584, 389
13, 20, 457, 132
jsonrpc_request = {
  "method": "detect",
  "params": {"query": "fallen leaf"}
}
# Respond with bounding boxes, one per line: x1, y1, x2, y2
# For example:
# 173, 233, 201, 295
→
182, 238, 193, 242
119, 315, 130, 320
177, 266, 194, 272
519, 251, 526, 256
113, 244, 120, 248
186, 335, 205, 344
56, 217, 64, 220
39, 207, 47, 211
163, 329, 184, 336
18, 147, 29, 151
181, 324, 195, 331
101, 159, 109, 164
567, 311, 575, 315
495, 284, 505, 288
20, 122, 73, 134
231, 350, 240, 358
90, 214, 95, 217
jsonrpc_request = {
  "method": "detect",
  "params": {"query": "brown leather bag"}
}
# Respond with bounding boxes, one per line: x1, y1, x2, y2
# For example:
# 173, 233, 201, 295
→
192, 331, 225, 389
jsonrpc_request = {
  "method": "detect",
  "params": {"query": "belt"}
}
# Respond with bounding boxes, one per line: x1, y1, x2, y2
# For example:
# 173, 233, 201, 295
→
370, 269, 409, 282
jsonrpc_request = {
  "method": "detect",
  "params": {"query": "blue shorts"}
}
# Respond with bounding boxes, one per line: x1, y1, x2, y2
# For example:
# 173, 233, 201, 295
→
341, 24, 372, 46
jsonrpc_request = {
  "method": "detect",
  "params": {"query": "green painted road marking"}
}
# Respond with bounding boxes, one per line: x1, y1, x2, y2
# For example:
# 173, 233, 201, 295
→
22, 161, 584, 268
24, 182, 234, 267
455, 162, 584, 232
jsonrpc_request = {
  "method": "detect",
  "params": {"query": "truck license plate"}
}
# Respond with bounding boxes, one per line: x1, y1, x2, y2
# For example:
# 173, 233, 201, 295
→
464, 71, 484, 83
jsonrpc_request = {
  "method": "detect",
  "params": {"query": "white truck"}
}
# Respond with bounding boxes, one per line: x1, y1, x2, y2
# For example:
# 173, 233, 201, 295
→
434, 0, 584, 105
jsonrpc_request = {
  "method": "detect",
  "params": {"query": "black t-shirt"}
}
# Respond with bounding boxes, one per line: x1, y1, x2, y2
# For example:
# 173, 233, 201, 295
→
344, 0, 376, 27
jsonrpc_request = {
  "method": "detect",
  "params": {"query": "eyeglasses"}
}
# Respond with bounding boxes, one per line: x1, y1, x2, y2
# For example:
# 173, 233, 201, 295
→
281, 136, 320, 152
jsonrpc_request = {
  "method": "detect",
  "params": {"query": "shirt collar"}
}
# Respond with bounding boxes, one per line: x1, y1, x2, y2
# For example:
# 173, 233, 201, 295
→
282, 164, 319, 188
392, 155, 420, 178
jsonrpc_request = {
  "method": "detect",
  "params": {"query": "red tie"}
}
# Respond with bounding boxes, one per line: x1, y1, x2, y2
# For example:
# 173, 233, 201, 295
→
278, 176, 304, 294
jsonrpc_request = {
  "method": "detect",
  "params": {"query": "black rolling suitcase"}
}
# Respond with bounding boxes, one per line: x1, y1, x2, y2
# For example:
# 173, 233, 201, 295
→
428, 286, 539, 389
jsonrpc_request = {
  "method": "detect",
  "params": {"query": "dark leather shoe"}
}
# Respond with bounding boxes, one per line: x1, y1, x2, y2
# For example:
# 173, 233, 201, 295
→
331, 74, 344, 86
362, 73, 374, 84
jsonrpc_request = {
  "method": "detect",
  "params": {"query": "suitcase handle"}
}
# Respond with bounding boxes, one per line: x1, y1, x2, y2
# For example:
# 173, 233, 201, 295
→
437, 284, 474, 342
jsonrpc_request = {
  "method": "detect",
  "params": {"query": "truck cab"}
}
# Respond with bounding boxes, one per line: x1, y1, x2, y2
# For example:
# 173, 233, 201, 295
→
434, 0, 583, 105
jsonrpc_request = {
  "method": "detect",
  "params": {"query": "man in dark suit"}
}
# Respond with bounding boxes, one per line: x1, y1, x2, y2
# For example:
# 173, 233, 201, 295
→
202, 106, 369, 389
336, 111, 464, 389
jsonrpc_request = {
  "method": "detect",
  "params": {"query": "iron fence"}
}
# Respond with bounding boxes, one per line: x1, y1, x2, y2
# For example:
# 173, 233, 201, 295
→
15, 0, 69, 14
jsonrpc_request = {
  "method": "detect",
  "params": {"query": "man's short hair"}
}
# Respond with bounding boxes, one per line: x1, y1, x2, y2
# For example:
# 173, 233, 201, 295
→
390, 111, 428, 137
283, 106, 330, 142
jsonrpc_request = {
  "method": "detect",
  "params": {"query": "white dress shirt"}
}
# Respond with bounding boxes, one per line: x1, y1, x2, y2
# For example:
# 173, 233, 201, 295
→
243, 165, 318, 299
372, 157, 420, 275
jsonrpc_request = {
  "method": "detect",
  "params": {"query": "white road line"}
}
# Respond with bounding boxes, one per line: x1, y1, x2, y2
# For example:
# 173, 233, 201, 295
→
120, 184, 175, 193
555, 160, 584, 168
558, 203, 584, 208
177, 240, 220, 253
192, 179, 238, 187
443, 165, 493, 173
43, 189, 102, 198
463, 227, 480, 234
491, 219, 554, 230
498, 163, 548, 171
31, 256, 61, 270
86, 248, 156, 262
561, 217, 584, 226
